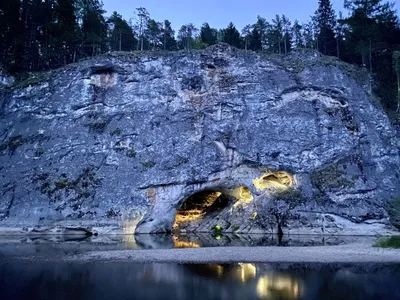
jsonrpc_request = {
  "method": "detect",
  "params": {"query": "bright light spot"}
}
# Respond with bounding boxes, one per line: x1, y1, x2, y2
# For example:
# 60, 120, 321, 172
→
173, 240, 201, 248
233, 186, 254, 207
173, 191, 222, 228
238, 263, 257, 283
256, 274, 302, 299
253, 171, 293, 191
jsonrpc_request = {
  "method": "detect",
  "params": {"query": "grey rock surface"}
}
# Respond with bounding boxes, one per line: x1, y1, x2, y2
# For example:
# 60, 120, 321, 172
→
0, 44, 399, 235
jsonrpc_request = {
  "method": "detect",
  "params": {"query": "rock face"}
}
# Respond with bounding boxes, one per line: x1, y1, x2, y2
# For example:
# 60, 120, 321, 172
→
0, 44, 399, 236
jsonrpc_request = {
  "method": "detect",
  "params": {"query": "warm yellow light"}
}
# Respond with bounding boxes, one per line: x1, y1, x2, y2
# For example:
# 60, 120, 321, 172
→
237, 263, 257, 283
173, 240, 201, 248
234, 186, 254, 207
256, 274, 302, 299
173, 191, 223, 229
253, 170, 293, 191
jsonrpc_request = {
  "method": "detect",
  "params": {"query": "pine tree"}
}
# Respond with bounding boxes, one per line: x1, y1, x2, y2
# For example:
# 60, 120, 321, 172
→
254, 16, 269, 50
292, 20, 304, 49
108, 12, 136, 51
248, 27, 262, 51
0, 0, 23, 71
270, 15, 284, 54
162, 20, 177, 51
394, 51, 400, 113
50, 0, 80, 66
146, 19, 162, 50
200, 23, 218, 46
222, 22, 242, 48
241, 24, 252, 50
81, 0, 108, 57
314, 0, 337, 56
335, 11, 347, 59
135, 7, 150, 51
177, 23, 198, 50
281, 15, 292, 54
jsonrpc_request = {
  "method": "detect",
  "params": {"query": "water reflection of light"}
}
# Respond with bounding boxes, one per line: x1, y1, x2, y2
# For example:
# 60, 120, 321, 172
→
256, 274, 302, 299
238, 263, 257, 283
173, 240, 201, 248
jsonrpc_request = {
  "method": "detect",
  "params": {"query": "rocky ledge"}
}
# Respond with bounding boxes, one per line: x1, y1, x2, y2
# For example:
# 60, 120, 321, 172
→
0, 44, 399, 236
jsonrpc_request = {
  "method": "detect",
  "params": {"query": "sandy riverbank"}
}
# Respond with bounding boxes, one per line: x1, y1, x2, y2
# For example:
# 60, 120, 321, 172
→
64, 242, 400, 263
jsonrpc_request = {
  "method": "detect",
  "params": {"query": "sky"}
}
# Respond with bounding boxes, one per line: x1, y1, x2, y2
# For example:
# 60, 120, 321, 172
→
102, 0, 400, 31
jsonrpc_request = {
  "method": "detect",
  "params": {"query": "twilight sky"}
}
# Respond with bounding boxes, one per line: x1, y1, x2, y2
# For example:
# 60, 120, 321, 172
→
102, 0, 400, 31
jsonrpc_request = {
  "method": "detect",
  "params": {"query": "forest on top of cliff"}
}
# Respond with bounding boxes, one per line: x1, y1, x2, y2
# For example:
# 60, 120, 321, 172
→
1, 0, 400, 121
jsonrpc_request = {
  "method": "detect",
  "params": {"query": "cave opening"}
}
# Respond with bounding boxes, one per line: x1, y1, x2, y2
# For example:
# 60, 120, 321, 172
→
173, 190, 230, 232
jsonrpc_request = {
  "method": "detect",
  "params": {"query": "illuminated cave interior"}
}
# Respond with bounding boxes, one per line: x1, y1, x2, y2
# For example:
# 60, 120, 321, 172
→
174, 190, 230, 231
253, 171, 293, 191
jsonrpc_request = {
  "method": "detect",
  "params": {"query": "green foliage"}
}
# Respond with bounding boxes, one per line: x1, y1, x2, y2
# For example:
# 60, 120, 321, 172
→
213, 225, 222, 232
374, 236, 400, 248
108, 12, 137, 51
35, 166, 102, 208
314, 0, 337, 56
110, 128, 123, 136
141, 161, 156, 168
1, 0, 399, 121
388, 198, 400, 230
222, 22, 242, 48
200, 23, 218, 46
0, 135, 25, 155
310, 165, 355, 190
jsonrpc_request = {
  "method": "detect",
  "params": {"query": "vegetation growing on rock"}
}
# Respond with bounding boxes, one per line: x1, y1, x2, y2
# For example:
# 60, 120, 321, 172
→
375, 236, 400, 248
388, 198, 400, 230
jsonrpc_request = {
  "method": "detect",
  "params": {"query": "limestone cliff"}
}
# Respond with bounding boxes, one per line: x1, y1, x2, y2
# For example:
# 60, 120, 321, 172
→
0, 44, 399, 235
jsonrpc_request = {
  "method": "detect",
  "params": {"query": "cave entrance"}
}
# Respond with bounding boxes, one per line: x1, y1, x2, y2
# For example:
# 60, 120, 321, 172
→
173, 190, 230, 232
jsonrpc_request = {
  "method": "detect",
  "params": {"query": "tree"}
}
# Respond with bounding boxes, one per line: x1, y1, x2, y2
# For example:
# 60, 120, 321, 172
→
146, 19, 162, 50
222, 22, 242, 48
314, 0, 337, 56
200, 23, 218, 46
303, 20, 318, 50
81, 0, 108, 57
248, 27, 262, 51
241, 24, 252, 50
270, 15, 284, 54
394, 51, 400, 113
135, 7, 150, 51
292, 20, 304, 49
254, 16, 270, 50
162, 20, 176, 50
281, 15, 292, 54
177, 23, 198, 50
335, 11, 347, 59
108, 11, 136, 51
341, 0, 400, 113
52, 0, 81, 65
0, 0, 23, 71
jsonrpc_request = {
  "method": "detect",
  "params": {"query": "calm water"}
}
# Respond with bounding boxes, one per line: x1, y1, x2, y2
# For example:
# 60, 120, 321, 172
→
0, 234, 378, 258
1, 261, 400, 300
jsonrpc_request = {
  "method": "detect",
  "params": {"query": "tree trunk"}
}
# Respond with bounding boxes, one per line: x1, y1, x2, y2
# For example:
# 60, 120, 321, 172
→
397, 75, 400, 113
278, 39, 281, 54
369, 39, 372, 72
284, 37, 287, 54
336, 37, 340, 59
119, 32, 122, 51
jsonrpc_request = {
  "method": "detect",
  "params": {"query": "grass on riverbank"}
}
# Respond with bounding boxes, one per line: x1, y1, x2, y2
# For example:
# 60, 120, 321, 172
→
375, 236, 400, 249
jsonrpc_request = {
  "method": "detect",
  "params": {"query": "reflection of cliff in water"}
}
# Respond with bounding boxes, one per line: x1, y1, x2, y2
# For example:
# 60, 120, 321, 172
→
185, 263, 303, 299
1, 261, 400, 300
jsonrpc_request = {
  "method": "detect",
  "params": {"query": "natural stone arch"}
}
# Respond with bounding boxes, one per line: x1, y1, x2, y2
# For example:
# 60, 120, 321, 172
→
173, 186, 255, 233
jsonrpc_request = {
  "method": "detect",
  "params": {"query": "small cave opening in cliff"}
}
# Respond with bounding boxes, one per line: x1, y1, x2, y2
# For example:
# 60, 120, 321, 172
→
173, 190, 230, 232
253, 171, 293, 191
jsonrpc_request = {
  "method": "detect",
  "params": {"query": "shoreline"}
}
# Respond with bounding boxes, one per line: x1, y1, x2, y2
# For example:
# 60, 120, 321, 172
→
2, 242, 399, 264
